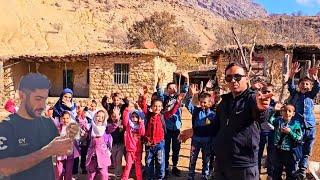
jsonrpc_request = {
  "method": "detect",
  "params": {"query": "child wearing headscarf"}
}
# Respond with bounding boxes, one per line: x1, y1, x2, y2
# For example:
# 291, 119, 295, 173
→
121, 105, 145, 180
54, 111, 80, 180
85, 109, 119, 180
53, 88, 77, 120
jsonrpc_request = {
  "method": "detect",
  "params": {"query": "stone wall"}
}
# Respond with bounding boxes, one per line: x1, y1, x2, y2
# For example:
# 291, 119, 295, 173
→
89, 55, 156, 101
153, 56, 177, 91
1, 54, 176, 106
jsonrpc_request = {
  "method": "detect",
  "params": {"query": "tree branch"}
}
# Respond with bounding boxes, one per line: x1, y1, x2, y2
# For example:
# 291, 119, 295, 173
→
231, 27, 247, 69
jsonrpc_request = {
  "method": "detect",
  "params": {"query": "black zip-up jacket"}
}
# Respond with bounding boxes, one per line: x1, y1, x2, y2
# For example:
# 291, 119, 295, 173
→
213, 88, 268, 169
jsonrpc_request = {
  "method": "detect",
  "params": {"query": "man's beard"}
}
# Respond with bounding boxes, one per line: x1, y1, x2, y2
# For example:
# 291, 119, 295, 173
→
25, 96, 43, 118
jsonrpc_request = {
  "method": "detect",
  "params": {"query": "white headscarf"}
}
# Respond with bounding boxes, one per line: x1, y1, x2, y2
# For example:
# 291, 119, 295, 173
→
91, 110, 108, 137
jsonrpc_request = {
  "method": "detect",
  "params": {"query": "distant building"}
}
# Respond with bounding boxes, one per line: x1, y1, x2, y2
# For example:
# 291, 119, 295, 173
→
208, 43, 320, 103
0, 49, 176, 104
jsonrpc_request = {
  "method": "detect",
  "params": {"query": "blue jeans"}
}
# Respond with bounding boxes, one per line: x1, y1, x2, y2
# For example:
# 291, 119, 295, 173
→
146, 141, 165, 180
258, 132, 274, 176
299, 127, 316, 170
188, 138, 211, 180
165, 129, 181, 170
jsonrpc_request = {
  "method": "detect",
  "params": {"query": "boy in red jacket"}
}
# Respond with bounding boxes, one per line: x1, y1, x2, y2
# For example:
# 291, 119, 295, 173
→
139, 87, 185, 180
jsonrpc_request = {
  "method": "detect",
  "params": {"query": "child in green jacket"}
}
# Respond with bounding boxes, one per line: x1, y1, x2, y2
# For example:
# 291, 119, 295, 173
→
270, 104, 302, 180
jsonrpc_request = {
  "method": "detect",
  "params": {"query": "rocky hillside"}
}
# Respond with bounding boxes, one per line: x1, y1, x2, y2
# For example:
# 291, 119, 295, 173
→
0, 0, 228, 57
0, 0, 318, 58
181, 0, 268, 19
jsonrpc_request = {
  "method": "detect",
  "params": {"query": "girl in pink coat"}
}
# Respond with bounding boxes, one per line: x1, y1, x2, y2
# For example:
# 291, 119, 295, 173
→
54, 111, 80, 180
86, 109, 118, 180
121, 107, 145, 180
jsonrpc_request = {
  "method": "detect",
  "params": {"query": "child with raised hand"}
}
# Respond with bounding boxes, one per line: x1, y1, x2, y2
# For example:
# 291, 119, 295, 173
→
109, 107, 125, 179
156, 73, 189, 177
139, 86, 185, 180
270, 104, 302, 180
54, 111, 80, 180
85, 109, 119, 180
121, 100, 145, 180
287, 62, 320, 178
185, 84, 216, 180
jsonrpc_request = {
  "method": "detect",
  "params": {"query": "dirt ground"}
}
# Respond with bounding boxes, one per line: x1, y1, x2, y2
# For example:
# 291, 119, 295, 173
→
310, 123, 320, 162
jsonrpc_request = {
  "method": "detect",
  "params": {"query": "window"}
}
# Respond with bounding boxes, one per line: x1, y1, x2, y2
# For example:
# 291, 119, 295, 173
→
63, 70, 74, 90
114, 64, 129, 84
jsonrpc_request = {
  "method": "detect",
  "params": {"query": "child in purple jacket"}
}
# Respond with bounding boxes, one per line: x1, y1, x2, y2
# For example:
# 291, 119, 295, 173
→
85, 109, 118, 180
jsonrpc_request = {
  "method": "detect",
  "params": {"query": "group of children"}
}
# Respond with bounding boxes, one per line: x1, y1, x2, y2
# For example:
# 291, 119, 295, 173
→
40, 75, 187, 180
5, 61, 317, 180
252, 61, 319, 180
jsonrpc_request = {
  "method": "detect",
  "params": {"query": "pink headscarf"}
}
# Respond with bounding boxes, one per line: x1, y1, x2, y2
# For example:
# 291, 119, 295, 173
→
4, 99, 16, 113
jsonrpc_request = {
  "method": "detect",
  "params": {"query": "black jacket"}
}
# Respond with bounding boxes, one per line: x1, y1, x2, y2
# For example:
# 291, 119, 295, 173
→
213, 88, 268, 169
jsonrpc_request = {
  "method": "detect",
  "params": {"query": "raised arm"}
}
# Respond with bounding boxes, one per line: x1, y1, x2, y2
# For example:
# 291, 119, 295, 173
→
156, 74, 165, 102
307, 67, 320, 98
101, 93, 111, 111
138, 87, 148, 115
163, 93, 184, 120
287, 62, 301, 95
122, 108, 130, 129
253, 92, 274, 123
185, 84, 199, 114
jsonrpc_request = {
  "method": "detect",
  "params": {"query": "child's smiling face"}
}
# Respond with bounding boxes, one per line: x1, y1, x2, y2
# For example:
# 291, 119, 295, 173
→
61, 113, 71, 125
95, 111, 105, 126
131, 113, 139, 124
199, 97, 211, 110
151, 100, 163, 114
167, 84, 177, 95
298, 80, 312, 93
113, 96, 122, 106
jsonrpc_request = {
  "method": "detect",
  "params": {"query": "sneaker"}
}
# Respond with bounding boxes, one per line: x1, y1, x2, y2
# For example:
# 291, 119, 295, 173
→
172, 167, 181, 177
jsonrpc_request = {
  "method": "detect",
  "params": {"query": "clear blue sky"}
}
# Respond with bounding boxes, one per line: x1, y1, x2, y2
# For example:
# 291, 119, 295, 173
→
254, 0, 320, 15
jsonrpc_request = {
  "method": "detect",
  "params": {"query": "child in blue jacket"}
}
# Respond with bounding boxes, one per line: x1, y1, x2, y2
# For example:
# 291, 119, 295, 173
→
287, 62, 320, 178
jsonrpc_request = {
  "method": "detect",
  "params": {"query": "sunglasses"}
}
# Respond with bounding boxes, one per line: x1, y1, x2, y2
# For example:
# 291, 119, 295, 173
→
261, 90, 271, 94
225, 74, 245, 82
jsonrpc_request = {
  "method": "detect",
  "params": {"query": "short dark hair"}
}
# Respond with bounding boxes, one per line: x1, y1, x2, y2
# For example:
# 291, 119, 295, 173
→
91, 99, 97, 105
166, 82, 176, 89
298, 76, 313, 84
151, 98, 163, 106
112, 93, 121, 98
282, 104, 295, 112
18, 73, 51, 92
198, 92, 211, 99
60, 110, 71, 118
224, 62, 248, 75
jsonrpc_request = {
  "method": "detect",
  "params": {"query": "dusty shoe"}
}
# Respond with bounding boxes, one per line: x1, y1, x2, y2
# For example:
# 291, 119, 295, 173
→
172, 167, 181, 177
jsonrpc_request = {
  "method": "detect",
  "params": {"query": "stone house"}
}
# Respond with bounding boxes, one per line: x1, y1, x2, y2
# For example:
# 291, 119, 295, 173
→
0, 49, 176, 105
208, 43, 320, 102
